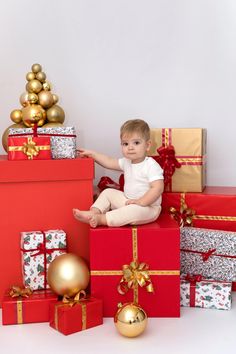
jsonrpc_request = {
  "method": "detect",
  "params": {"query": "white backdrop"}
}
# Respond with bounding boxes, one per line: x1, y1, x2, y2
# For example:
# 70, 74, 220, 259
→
1, 0, 236, 186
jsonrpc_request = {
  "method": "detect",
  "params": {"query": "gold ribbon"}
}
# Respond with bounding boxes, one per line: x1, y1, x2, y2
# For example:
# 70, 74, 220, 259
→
169, 193, 236, 227
8, 137, 50, 159
9, 286, 33, 324
54, 290, 87, 331
90, 227, 180, 304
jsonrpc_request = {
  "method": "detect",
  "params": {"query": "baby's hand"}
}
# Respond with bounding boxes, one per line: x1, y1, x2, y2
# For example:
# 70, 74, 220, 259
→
125, 199, 142, 206
78, 148, 93, 158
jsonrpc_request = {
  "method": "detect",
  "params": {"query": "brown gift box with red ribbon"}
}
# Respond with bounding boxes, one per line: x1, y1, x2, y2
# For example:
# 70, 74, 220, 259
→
21, 230, 67, 290
49, 297, 103, 335
2, 287, 58, 325
149, 128, 206, 192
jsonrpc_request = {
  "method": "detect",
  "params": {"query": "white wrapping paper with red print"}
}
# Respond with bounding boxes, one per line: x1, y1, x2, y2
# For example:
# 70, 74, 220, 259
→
180, 227, 236, 282
180, 274, 232, 310
21, 230, 67, 290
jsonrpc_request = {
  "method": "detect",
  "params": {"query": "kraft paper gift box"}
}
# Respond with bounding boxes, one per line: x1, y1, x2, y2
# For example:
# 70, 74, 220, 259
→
8, 136, 51, 160
21, 230, 67, 290
149, 128, 206, 192
180, 227, 236, 282
90, 214, 180, 318
2, 287, 58, 325
49, 297, 103, 335
180, 274, 232, 310
9, 126, 77, 159
162, 187, 236, 231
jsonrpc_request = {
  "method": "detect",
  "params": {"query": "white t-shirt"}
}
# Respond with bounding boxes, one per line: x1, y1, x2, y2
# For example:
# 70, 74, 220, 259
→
118, 156, 164, 206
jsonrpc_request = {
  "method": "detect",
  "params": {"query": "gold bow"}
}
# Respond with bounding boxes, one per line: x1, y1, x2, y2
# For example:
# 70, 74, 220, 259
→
62, 290, 87, 307
9, 285, 33, 298
23, 137, 40, 159
118, 260, 154, 296
169, 203, 195, 227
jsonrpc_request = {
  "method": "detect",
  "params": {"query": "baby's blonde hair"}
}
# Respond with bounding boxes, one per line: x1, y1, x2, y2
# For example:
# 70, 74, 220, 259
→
120, 119, 150, 141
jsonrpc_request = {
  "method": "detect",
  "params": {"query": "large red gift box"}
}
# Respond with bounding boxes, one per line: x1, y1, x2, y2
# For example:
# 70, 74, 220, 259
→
162, 187, 236, 231
0, 156, 94, 305
49, 297, 103, 335
8, 136, 51, 160
90, 214, 180, 317
2, 288, 58, 325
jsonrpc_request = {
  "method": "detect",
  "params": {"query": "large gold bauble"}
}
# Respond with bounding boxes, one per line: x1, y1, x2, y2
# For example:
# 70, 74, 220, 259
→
42, 122, 63, 128
52, 94, 59, 104
38, 90, 54, 109
22, 104, 46, 127
26, 72, 36, 81
47, 253, 90, 297
2, 123, 25, 152
10, 109, 22, 123
114, 303, 148, 338
36, 71, 46, 82
26, 79, 43, 94
46, 104, 65, 123
31, 63, 42, 73
28, 93, 38, 104
19, 92, 30, 107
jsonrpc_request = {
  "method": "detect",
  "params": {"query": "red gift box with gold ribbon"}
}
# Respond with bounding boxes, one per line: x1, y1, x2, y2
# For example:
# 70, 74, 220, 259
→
2, 287, 58, 325
49, 296, 103, 335
8, 136, 51, 160
149, 128, 206, 192
90, 214, 180, 317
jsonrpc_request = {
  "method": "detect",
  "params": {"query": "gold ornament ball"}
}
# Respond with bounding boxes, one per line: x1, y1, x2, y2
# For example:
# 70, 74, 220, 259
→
2, 123, 25, 152
26, 72, 36, 81
26, 79, 43, 94
19, 92, 30, 107
22, 104, 46, 127
114, 303, 148, 338
36, 71, 46, 82
46, 104, 65, 124
42, 122, 63, 128
10, 109, 22, 124
31, 63, 42, 73
47, 253, 90, 297
28, 93, 38, 104
52, 94, 59, 104
43, 81, 51, 91
38, 90, 54, 109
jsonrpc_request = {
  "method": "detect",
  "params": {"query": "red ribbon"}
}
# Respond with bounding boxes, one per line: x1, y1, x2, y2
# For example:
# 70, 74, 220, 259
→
152, 145, 181, 191
184, 274, 203, 307
98, 174, 124, 192
21, 231, 67, 288
180, 247, 236, 261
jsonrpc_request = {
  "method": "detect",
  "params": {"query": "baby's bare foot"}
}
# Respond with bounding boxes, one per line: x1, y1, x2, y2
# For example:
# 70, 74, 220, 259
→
73, 209, 93, 224
89, 214, 99, 228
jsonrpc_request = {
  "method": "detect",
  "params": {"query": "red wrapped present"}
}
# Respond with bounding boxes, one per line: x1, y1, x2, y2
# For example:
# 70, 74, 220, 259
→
162, 186, 236, 231
2, 286, 58, 325
90, 213, 180, 317
49, 296, 103, 335
8, 136, 51, 160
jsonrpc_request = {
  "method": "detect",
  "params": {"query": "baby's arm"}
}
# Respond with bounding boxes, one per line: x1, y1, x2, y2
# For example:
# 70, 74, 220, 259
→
79, 148, 121, 170
126, 179, 164, 207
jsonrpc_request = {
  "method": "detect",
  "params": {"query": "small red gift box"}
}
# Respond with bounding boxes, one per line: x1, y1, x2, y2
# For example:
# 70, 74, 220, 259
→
90, 213, 180, 317
49, 297, 103, 335
8, 136, 51, 160
2, 287, 58, 325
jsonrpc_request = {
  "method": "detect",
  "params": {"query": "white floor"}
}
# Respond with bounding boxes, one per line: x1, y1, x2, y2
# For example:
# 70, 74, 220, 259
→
1, 294, 235, 354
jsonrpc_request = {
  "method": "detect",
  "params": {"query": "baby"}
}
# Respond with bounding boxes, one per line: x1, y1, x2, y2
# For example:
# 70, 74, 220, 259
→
73, 119, 164, 227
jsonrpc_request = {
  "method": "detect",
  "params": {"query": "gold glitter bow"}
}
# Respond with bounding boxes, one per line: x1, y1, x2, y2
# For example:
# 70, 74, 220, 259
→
117, 260, 154, 296
9, 285, 33, 298
169, 203, 196, 227
23, 137, 40, 159
62, 290, 87, 307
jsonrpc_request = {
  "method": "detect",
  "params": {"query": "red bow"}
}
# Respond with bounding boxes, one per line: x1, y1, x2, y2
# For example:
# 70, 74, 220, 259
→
98, 174, 124, 192
201, 248, 216, 262
152, 145, 181, 188
185, 274, 203, 285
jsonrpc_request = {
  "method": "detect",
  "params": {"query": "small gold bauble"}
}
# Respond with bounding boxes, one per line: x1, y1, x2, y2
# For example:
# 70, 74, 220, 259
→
42, 122, 63, 128
38, 90, 54, 109
47, 253, 90, 297
43, 81, 51, 91
27, 93, 38, 104
46, 104, 65, 124
22, 104, 46, 127
52, 94, 59, 104
26, 79, 43, 94
36, 71, 46, 82
114, 303, 148, 338
19, 92, 30, 107
31, 63, 42, 73
2, 123, 25, 152
10, 109, 22, 123
26, 72, 36, 81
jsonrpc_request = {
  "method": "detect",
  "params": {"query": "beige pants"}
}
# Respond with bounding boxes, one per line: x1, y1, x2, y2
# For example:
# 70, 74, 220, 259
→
91, 188, 161, 227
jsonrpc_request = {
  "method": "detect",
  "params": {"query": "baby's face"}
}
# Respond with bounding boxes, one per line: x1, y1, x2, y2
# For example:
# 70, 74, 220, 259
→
121, 133, 151, 163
